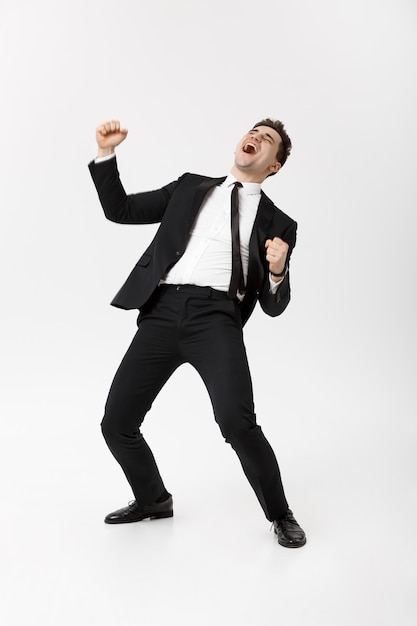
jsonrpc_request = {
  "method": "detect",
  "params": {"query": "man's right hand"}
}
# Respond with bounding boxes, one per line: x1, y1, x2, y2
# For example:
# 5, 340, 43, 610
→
96, 120, 128, 157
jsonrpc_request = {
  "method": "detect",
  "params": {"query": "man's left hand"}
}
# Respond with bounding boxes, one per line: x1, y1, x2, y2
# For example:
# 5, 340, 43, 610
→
265, 237, 289, 280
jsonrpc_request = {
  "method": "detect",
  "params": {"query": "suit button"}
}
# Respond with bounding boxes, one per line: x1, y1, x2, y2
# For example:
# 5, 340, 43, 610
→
175, 251, 181, 256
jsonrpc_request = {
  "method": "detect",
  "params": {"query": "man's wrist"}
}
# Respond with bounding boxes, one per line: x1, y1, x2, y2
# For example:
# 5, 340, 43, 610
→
97, 147, 115, 158
270, 266, 288, 280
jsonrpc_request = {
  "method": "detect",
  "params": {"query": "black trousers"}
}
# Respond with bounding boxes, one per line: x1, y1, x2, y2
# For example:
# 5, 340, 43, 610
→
101, 284, 289, 521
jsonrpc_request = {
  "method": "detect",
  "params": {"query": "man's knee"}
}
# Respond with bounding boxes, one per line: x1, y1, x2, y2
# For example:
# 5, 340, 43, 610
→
101, 412, 117, 443
218, 416, 260, 448
101, 402, 147, 444
100, 404, 130, 444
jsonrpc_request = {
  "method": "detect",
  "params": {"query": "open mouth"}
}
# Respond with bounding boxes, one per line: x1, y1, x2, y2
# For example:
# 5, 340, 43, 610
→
243, 142, 257, 154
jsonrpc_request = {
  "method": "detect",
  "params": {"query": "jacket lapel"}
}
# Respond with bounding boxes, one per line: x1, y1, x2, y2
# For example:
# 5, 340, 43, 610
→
186, 177, 227, 228
246, 192, 274, 292
256, 191, 275, 236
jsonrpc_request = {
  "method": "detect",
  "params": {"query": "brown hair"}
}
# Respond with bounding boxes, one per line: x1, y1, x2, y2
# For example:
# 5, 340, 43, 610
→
252, 118, 292, 172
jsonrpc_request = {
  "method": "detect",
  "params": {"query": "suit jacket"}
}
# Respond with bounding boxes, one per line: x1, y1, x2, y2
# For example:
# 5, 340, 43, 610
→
88, 157, 297, 326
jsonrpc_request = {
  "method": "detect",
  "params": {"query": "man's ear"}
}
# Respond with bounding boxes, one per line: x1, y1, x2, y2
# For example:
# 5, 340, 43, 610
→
269, 161, 282, 174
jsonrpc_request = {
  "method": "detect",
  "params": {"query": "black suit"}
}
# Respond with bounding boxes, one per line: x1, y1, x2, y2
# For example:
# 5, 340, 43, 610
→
89, 157, 297, 521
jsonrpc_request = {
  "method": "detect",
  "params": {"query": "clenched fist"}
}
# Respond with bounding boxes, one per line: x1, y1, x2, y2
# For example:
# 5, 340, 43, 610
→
96, 120, 128, 157
265, 237, 289, 280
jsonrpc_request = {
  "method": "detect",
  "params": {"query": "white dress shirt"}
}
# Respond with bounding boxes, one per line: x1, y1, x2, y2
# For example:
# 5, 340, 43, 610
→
95, 155, 282, 295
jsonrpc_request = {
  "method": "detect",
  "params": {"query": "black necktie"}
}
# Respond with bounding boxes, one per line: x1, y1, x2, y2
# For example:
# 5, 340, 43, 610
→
228, 182, 244, 299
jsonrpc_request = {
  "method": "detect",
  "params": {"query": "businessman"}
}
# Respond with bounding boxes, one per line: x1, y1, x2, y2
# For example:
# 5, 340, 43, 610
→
89, 118, 306, 548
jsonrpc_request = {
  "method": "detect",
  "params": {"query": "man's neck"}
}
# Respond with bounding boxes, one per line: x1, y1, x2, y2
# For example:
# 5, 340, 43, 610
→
229, 165, 266, 184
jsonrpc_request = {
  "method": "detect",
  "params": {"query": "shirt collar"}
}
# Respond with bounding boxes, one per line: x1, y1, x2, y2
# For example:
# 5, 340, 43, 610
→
222, 174, 261, 196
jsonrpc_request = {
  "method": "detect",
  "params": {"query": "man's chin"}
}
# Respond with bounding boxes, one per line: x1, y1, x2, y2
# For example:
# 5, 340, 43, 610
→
234, 158, 254, 171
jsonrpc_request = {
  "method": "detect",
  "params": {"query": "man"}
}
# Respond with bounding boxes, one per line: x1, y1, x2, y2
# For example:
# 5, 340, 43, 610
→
88, 118, 306, 548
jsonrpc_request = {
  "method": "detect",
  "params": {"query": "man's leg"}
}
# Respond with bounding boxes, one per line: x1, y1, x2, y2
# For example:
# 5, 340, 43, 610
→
102, 308, 183, 507
182, 295, 289, 522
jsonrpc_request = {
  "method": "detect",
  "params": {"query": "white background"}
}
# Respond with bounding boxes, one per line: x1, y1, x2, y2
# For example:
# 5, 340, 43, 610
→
1, 0, 416, 624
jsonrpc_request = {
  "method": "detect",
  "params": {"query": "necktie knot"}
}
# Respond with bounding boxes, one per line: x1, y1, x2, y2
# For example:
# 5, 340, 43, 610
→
232, 181, 242, 197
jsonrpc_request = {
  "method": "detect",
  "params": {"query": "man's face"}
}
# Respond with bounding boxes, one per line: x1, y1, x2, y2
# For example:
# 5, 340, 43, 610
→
233, 125, 282, 182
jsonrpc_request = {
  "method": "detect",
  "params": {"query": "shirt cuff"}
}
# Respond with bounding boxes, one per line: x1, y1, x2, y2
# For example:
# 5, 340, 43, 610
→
269, 274, 284, 293
94, 153, 116, 163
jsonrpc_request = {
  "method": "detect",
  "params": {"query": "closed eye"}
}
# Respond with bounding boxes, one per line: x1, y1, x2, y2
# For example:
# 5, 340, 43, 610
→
249, 129, 275, 144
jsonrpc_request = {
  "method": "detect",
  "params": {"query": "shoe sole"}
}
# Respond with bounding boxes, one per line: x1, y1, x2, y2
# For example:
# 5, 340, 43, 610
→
277, 536, 307, 548
104, 510, 174, 524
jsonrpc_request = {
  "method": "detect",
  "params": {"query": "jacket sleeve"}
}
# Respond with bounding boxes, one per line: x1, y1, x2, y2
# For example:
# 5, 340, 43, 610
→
88, 156, 186, 224
258, 219, 297, 317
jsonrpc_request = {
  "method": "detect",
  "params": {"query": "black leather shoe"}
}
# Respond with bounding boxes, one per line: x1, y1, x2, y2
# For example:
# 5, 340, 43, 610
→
273, 509, 306, 548
104, 496, 173, 524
